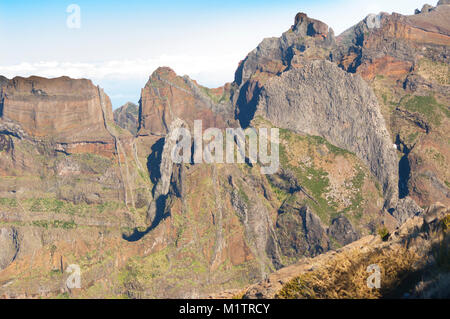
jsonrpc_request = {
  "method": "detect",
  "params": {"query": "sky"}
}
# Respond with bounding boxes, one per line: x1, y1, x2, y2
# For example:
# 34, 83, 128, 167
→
0, 0, 430, 108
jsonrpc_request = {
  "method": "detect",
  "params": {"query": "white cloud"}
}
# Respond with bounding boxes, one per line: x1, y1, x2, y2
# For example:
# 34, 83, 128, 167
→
0, 54, 242, 87
0, 54, 245, 107
0, 0, 428, 108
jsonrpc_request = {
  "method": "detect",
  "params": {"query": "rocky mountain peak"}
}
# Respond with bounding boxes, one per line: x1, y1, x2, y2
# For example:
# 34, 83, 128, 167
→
0, 76, 8, 87
114, 102, 139, 135
147, 66, 178, 82
5, 75, 95, 95
138, 67, 234, 136
292, 12, 331, 38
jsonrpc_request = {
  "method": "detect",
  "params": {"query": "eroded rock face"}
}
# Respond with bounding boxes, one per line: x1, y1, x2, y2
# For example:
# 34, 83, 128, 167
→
337, 5, 450, 80
393, 197, 424, 224
256, 60, 399, 208
298, 206, 330, 256
235, 12, 334, 88
1, 76, 113, 141
0, 227, 19, 270
0, 135, 13, 153
327, 216, 359, 246
0, 76, 116, 157
275, 198, 330, 261
145, 118, 187, 226
342, 5, 450, 208
229, 174, 278, 277
0, 4, 448, 299
114, 102, 139, 135
138, 67, 235, 136
233, 13, 336, 127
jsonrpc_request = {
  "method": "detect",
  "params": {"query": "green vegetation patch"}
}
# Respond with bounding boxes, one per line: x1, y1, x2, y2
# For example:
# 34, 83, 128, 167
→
417, 58, 450, 85
378, 226, 390, 242
32, 219, 77, 229
23, 197, 122, 216
71, 153, 113, 174
403, 95, 449, 126
200, 86, 230, 104
277, 128, 372, 225
266, 179, 290, 203
0, 198, 18, 208
278, 132, 334, 223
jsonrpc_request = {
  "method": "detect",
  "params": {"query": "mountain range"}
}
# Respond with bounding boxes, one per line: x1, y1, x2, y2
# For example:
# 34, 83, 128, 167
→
0, 1, 448, 298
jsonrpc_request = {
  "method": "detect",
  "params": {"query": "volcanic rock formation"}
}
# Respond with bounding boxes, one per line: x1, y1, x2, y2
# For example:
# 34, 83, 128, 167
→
0, 2, 448, 299
138, 67, 235, 136
0, 76, 116, 157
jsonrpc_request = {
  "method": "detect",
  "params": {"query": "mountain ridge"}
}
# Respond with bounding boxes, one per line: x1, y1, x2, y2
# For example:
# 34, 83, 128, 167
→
0, 1, 448, 298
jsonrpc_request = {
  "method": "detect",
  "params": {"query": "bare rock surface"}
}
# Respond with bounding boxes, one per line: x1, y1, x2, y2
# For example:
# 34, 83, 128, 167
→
138, 67, 235, 136
241, 206, 449, 299
256, 60, 399, 208
0, 76, 113, 143
114, 102, 139, 135
0, 227, 19, 270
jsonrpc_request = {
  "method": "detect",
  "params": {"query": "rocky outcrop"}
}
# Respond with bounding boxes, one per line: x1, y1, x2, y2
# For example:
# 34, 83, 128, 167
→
145, 118, 186, 226
229, 174, 279, 277
114, 102, 139, 135
241, 204, 449, 299
298, 207, 329, 256
392, 197, 424, 224
233, 13, 335, 127
138, 67, 235, 136
409, 3, 450, 37
327, 216, 359, 246
234, 13, 334, 88
228, 6, 448, 216
0, 76, 116, 157
275, 199, 329, 261
337, 4, 450, 80
255, 60, 399, 208
347, 3, 450, 208
0, 227, 19, 270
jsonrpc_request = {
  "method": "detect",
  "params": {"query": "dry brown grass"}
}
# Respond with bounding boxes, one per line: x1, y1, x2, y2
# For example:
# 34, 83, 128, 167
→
417, 58, 450, 85
276, 246, 420, 299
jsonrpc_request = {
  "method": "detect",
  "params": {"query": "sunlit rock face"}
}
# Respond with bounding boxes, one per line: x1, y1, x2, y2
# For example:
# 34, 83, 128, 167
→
0, 76, 116, 156
138, 67, 235, 136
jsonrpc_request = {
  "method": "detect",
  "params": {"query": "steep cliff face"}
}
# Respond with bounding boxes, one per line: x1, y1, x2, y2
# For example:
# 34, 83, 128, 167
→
0, 227, 19, 270
114, 102, 139, 135
336, 2, 450, 207
232, 2, 449, 212
138, 67, 235, 136
228, 13, 406, 212
238, 204, 449, 299
0, 76, 115, 157
0, 75, 144, 211
0, 76, 113, 141
255, 60, 399, 208
233, 13, 336, 127
0, 74, 154, 283
337, 3, 450, 80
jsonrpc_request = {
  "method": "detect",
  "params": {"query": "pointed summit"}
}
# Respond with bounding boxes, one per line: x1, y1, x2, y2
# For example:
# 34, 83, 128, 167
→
292, 12, 331, 38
